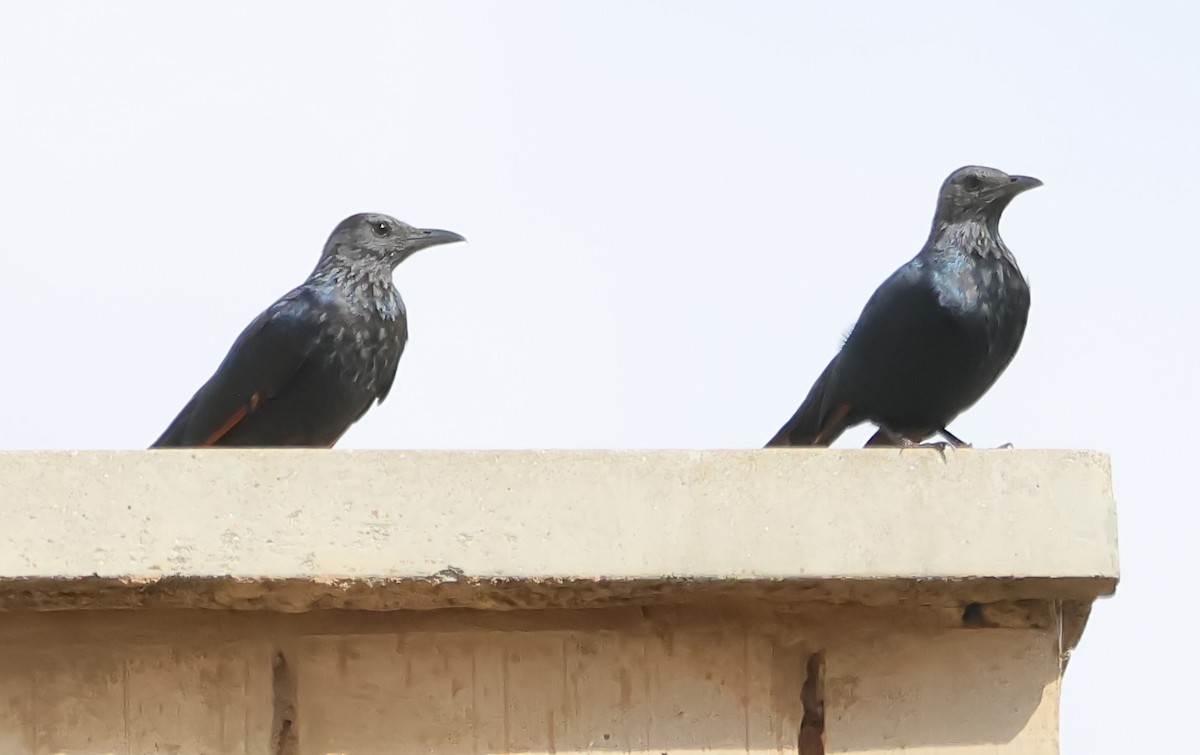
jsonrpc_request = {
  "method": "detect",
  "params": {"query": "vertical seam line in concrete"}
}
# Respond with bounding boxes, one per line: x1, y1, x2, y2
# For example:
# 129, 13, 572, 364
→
270, 648, 299, 755
799, 650, 825, 755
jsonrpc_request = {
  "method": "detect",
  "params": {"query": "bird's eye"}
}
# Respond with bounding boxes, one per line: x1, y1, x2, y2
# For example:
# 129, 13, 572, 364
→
962, 175, 983, 191
372, 221, 391, 237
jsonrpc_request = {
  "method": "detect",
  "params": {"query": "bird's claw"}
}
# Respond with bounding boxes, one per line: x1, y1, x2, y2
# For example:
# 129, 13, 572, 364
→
872, 426, 959, 461
900, 438, 957, 462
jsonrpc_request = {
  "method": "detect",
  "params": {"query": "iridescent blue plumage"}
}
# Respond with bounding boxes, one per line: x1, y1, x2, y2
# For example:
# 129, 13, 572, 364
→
768, 166, 1038, 448
152, 213, 464, 447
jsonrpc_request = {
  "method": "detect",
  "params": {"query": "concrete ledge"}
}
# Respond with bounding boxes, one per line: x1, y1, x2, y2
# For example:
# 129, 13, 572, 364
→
0, 450, 1117, 613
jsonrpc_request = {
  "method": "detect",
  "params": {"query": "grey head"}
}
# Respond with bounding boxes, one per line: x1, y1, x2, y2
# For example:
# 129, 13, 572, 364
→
320, 212, 466, 272
932, 166, 1042, 230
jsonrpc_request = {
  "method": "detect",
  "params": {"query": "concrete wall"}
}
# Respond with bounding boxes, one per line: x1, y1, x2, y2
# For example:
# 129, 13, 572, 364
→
0, 450, 1117, 754
0, 603, 1066, 754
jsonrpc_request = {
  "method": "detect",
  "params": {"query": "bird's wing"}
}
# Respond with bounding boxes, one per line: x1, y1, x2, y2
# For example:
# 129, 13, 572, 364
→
766, 263, 932, 449
804, 260, 937, 439
152, 291, 323, 447
851, 259, 933, 330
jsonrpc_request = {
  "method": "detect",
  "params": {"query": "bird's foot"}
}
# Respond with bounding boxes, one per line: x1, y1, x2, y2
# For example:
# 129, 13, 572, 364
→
903, 438, 957, 462
941, 427, 1013, 450
868, 427, 950, 456
871, 427, 958, 461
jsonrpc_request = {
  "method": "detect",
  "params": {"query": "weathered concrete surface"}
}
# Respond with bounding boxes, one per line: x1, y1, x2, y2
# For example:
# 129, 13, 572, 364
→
0, 603, 1064, 755
0, 450, 1115, 753
0, 450, 1118, 612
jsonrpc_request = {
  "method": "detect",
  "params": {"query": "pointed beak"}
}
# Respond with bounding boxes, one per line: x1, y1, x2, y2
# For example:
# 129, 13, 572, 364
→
408, 228, 467, 253
1004, 175, 1043, 195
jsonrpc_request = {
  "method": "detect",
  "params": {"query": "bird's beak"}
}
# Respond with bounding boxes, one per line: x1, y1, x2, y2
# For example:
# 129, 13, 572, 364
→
1003, 175, 1043, 195
408, 228, 467, 253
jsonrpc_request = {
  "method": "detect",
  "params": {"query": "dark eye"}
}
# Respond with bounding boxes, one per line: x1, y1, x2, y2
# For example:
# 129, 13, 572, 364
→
962, 175, 983, 191
371, 221, 391, 237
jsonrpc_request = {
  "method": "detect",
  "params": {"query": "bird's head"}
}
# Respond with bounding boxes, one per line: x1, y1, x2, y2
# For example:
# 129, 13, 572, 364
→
934, 166, 1042, 226
323, 213, 466, 270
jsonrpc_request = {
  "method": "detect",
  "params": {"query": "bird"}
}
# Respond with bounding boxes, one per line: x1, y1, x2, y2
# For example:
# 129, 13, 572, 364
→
152, 213, 465, 448
766, 165, 1040, 449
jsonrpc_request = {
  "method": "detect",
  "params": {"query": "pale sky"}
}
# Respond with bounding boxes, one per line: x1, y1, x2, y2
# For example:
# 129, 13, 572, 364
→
1, 2, 1195, 752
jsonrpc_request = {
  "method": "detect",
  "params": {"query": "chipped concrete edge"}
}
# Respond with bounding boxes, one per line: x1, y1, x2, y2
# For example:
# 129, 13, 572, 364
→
0, 574, 1119, 614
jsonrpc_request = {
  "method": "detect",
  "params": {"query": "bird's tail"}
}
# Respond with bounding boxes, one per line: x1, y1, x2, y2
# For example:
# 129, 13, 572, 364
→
149, 396, 197, 448
765, 356, 849, 447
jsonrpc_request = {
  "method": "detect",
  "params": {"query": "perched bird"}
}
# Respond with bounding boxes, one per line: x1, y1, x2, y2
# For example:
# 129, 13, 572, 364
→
767, 166, 1040, 449
152, 213, 464, 448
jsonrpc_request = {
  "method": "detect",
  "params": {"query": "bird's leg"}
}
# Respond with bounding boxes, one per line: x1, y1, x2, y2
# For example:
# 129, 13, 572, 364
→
937, 428, 973, 448
939, 427, 1015, 449
867, 426, 912, 447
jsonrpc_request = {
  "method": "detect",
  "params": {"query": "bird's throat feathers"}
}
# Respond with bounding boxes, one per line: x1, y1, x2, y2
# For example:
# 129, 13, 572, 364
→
929, 217, 1011, 262
308, 259, 404, 321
